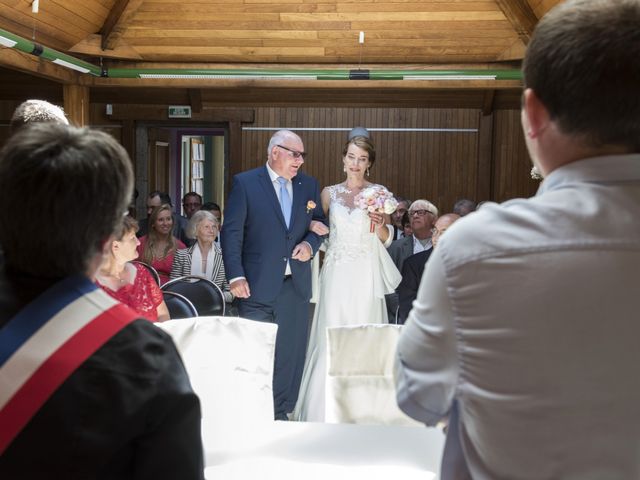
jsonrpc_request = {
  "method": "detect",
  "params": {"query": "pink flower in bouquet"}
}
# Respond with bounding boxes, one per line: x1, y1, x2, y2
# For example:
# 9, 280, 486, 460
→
354, 185, 398, 232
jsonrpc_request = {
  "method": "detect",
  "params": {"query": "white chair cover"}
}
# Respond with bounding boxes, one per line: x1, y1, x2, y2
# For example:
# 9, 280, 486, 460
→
157, 316, 278, 439
325, 323, 421, 426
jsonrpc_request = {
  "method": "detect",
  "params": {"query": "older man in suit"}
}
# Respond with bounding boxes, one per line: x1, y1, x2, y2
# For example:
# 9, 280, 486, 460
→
221, 130, 326, 420
385, 199, 438, 321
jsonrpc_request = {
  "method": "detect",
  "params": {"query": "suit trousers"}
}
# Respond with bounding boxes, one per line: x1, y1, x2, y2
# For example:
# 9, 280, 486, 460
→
238, 277, 311, 419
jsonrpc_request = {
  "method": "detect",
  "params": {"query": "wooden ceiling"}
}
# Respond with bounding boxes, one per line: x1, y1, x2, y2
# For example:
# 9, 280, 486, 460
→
0, 0, 564, 107
0, 0, 563, 66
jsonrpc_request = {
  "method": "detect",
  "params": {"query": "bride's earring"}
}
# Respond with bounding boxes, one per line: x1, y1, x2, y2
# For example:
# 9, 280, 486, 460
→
343, 165, 347, 173
366, 167, 370, 177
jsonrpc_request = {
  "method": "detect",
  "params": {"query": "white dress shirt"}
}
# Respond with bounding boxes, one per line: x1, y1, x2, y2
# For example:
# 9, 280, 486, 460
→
396, 154, 640, 479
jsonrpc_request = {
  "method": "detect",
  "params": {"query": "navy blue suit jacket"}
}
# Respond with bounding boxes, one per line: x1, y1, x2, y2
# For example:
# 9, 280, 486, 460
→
221, 166, 325, 303
396, 249, 433, 324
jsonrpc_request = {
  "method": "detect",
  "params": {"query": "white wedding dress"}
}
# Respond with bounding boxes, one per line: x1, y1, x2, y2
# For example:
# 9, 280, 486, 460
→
293, 183, 402, 422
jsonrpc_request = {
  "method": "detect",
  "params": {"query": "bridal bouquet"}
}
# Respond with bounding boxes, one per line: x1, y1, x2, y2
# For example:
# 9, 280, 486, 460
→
354, 185, 399, 232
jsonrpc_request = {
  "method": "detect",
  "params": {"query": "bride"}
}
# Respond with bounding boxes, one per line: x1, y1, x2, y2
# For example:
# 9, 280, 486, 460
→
294, 135, 402, 422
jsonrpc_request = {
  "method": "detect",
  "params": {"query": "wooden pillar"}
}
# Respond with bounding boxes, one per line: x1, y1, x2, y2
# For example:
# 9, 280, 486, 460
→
121, 119, 136, 175
227, 120, 243, 193
476, 112, 494, 202
63, 84, 90, 127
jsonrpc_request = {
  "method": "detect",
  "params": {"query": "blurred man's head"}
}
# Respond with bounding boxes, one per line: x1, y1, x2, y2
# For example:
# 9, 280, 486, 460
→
201, 202, 222, 224
182, 192, 203, 219
432, 213, 460, 248
10, 99, 69, 133
521, 0, 640, 175
147, 191, 172, 217
453, 199, 476, 217
0, 124, 133, 277
392, 197, 411, 228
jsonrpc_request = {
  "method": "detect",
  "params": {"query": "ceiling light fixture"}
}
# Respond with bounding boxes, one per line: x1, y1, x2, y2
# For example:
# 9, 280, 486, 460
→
139, 73, 317, 80
52, 58, 90, 73
0, 35, 17, 48
404, 75, 497, 81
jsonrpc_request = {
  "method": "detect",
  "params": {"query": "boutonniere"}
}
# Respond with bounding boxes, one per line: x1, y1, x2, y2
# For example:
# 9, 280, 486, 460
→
306, 200, 316, 214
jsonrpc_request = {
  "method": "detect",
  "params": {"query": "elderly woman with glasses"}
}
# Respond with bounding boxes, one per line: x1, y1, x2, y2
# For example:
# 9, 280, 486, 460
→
170, 209, 232, 302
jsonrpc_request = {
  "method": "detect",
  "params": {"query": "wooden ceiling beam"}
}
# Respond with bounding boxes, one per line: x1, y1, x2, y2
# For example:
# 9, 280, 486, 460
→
494, 0, 538, 45
100, 0, 145, 51
0, 48, 77, 84
84, 77, 522, 90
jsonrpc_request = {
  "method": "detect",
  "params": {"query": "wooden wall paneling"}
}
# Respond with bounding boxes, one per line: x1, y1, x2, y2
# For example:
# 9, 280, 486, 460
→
477, 112, 494, 202
492, 109, 538, 202
236, 106, 535, 214
228, 120, 243, 185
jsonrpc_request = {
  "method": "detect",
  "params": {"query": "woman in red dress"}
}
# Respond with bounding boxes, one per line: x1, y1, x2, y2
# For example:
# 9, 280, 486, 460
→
137, 204, 186, 285
96, 216, 169, 322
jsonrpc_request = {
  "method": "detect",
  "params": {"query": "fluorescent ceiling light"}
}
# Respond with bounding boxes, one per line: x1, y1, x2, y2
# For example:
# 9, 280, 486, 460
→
404, 75, 496, 81
139, 74, 317, 80
52, 58, 90, 73
0, 35, 17, 48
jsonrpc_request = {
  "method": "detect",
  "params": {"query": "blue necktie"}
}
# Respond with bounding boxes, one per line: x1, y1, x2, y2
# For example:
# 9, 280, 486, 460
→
277, 176, 292, 228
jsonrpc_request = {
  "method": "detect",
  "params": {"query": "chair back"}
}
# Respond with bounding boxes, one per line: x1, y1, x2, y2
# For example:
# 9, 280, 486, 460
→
325, 323, 421, 426
131, 260, 160, 285
161, 275, 225, 316
157, 316, 278, 443
162, 291, 198, 319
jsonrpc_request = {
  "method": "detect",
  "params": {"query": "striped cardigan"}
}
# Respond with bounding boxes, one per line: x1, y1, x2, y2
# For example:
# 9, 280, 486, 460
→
170, 244, 232, 302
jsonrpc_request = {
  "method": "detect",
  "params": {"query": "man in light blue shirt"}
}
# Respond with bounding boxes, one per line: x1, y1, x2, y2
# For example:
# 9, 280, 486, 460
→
395, 1, 640, 479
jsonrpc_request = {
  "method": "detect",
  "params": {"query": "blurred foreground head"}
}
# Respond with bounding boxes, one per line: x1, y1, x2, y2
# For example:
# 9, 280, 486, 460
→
0, 123, 133, 278
10, 99, 69, 133
522, 0, 640, 152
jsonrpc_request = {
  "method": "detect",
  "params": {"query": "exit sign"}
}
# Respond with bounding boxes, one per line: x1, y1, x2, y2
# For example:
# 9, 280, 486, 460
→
168, 105, 192, 118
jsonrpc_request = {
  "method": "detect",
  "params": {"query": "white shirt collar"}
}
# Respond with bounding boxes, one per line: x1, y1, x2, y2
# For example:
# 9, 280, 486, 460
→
266, 162, 288, 184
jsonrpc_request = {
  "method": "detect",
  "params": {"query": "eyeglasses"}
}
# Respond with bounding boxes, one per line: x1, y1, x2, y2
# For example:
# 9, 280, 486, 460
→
277, 144, 307, 160
410, 209, 433, 217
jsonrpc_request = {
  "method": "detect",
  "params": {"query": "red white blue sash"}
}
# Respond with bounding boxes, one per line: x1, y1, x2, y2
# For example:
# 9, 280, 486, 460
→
0, 275, 138, 454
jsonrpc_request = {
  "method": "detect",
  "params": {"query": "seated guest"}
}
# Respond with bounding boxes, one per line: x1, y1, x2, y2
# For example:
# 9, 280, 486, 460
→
391, 196, 411, 240
138, 191, 190, 245
138, 204, 186, 284
182, 192, 203, 220
452, 198, 477, 217
396, 213, 459, 324
0, 123, 203, 477
201, 201, 222, 222
201, 201, 222, 247
171, 210, 233, 303
386, 199, 438, 321
96, 215, 170, 322
401, 211, 412, 237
